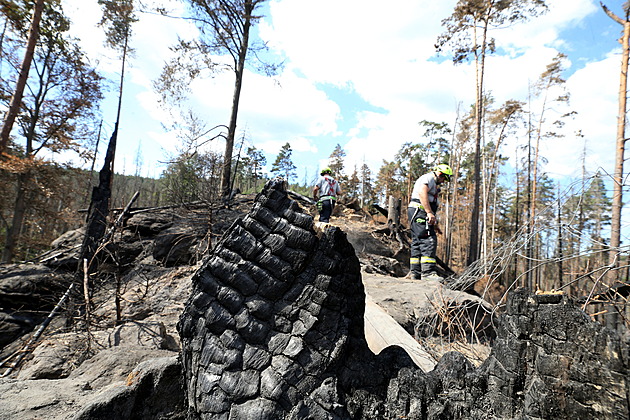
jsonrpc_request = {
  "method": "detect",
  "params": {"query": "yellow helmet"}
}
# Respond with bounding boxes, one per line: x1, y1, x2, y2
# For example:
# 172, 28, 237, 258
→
434, 164, 453, 181
321, 167, 332, 175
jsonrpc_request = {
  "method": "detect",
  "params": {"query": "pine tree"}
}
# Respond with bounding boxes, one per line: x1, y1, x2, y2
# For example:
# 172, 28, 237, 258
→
78, 0, 137, 273
360, 163, 375, 208
241, 146, 266, 192
328, 144, 346, 178
375, 161, 399, 205
345, 166, 360, 199
161, 150, 222, 204
0, 0, 45, 155
1, 2, 103, 262
601, 3, 630, 283
271, 142, 297, 183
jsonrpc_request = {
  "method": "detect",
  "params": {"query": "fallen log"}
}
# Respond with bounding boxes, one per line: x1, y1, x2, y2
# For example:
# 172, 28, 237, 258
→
364, 293, 437, 372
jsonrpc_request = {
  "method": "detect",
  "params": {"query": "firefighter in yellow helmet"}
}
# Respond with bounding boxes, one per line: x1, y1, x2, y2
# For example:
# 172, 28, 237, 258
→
312, 167, 342, 223
406, 164, 453, 281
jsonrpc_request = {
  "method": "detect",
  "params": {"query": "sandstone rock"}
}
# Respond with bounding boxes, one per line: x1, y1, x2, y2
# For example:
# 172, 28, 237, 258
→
152, 225, 199, 266
0, 264, 72, 347
44, 228, 84, 269
363, 272, 494, 342
125, 212, 175, 236
70, 356, 185, 420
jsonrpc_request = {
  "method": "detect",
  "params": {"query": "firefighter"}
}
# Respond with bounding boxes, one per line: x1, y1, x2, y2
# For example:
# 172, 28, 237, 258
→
407, 164, 453, 281
313, 167, 342, 223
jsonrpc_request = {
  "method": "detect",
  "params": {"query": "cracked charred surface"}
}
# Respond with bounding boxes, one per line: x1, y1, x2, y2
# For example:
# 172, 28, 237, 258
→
177, 179, 419, 419
476, 289, 630, 420
178, 179, 630, 420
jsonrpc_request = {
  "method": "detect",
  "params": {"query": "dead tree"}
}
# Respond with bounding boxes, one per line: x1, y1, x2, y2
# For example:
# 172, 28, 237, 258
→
601, 2, 630, 330
79, 128, 117, 278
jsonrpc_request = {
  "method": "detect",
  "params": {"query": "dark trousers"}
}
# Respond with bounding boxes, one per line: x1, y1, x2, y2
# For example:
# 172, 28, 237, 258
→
318, 199, 335, 222
407, 207, 437, 275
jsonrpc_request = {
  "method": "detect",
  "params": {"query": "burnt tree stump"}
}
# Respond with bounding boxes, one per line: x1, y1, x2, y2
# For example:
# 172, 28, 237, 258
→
178, 179, 418, 419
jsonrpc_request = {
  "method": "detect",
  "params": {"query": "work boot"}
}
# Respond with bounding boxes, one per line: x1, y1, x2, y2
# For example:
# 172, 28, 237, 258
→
422, 272, 444, 282
404, 271, 422, 280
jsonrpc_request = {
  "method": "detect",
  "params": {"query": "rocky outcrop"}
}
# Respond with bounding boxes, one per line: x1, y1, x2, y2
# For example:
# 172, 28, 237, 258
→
0, 202, 239, 355
39, 203, 226, 272
124, 208, 211, 267
0, 263, 193, 420
70, 356, 185, 420
0, 264, 73, 348
363, 274, 494, 342
178, 178, 630, 419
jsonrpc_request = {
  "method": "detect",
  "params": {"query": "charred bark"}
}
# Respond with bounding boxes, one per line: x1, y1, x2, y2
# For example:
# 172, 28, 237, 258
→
79, 128, 117, 275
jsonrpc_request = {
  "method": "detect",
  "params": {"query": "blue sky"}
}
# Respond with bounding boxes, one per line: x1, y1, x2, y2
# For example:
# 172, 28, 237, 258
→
60, 0, 623, 188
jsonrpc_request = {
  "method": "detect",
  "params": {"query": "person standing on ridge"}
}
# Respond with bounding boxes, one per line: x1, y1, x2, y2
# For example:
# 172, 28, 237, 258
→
407, 164, 453, 281
313, 167, 342, 223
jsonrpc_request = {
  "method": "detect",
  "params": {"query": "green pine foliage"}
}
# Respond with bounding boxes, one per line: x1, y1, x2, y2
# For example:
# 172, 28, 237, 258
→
160, 150, 222, 204
328, 144, 346, 180
233, 146, 267, 194
270, 142, 297, 183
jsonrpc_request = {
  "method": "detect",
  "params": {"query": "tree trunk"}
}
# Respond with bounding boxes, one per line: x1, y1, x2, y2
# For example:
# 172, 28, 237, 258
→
556, 183, 563, 290
1, 171, 29, 262
525, 90, 534, 290
84, 120, 103, 206
0, 0, 45, 155
78, 28, 129, 275
513, 143, 522, 286
1, 58, 46, 263
220, 4, 253, 199
604, 6, 630, 283
387, 196, 400, 228
609, 14, 629, 332
486, 111, 516, 260
467, 15, 489, 266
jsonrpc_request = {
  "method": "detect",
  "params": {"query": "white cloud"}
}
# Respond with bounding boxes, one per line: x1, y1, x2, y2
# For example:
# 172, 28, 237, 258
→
239, 69, 341, 140
152, 56, 343, 162
258, 0, 619, 184
561, 54, 618, 176
62, 0, 107, 56
484, 0, 598, 58
261, 0, 455, 87
60, 0, 620, 187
